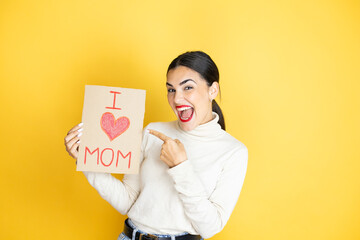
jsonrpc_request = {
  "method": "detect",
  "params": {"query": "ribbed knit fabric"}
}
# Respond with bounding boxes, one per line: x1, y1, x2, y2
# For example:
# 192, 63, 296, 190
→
84, 113, 248, 239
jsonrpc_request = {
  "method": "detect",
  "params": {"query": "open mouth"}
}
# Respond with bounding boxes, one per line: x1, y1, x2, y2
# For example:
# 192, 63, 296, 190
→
176, 105, 194, 122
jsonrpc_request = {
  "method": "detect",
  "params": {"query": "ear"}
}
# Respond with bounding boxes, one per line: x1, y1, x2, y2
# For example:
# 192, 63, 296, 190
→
209, 82, 219, 100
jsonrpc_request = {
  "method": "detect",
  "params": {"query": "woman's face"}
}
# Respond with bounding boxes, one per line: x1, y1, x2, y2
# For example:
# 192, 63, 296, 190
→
166, 66, 219, 131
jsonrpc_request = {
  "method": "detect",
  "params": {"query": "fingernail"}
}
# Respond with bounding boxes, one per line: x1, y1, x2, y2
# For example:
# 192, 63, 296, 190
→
77, 128, 83, 132
76, 140, 81, 143
78, 132, 83, 137
78, 122, 83, 127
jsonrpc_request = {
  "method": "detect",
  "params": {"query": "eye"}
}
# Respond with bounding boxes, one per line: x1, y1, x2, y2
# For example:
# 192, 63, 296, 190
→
167, 88, 175, 93
184, 86, 193, 90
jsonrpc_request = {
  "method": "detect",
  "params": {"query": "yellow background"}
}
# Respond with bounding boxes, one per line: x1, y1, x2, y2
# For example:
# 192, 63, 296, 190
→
1, 0, 359, 239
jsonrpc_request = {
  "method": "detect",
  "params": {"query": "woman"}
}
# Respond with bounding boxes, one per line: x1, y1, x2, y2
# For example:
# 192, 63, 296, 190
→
65, 51, 248, 240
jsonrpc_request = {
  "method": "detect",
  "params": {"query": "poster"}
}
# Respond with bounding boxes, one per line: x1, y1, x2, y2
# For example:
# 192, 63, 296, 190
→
76, 85, 146, 174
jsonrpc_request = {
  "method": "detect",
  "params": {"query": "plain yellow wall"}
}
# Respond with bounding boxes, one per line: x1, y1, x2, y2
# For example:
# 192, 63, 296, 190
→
1, 0, 359, 239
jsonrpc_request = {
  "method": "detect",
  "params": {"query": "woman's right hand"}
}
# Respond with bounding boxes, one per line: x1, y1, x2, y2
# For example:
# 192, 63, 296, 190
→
64, 123, 83, 160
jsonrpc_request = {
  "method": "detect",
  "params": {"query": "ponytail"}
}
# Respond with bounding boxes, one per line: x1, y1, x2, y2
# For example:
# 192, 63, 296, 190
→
212, 100, 225, 130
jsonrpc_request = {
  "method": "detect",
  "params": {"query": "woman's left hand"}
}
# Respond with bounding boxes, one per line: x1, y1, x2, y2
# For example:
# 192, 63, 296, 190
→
148, 129, 187, 168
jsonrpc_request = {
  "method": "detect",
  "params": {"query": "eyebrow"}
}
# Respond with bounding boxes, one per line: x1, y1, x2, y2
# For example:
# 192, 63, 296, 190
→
166, 79, 196, 87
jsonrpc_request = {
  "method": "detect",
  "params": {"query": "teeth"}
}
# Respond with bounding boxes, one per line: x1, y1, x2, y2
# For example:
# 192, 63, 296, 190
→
177, 106, 192, 111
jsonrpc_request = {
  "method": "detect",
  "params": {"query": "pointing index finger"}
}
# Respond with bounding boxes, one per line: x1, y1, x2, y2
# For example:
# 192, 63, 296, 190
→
148, 129, 172, 142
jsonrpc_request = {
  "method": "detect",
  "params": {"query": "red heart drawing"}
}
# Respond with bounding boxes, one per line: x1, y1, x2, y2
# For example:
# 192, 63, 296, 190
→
100, 112, 130, 141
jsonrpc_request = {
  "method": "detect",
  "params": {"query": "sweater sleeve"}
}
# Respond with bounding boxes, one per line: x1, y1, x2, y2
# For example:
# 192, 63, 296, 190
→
82, 126, 151, 215
167, 146, 248, 239
83, 171, 141, 215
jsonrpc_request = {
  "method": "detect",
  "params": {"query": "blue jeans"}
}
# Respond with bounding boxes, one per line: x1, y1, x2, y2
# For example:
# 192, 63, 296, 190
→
117, 219, 203, 240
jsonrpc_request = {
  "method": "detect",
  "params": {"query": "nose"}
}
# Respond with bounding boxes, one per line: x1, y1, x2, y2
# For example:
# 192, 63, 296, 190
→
174, 91, 184, 104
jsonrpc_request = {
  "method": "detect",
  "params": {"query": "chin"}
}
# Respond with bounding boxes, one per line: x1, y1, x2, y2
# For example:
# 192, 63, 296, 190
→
174, 110, 197, 131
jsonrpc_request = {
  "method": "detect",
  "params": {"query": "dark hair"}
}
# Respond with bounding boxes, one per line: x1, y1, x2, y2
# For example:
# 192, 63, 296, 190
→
167, 51, 225, 130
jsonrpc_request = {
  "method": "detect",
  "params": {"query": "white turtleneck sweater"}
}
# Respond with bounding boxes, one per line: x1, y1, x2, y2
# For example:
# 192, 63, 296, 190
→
84, 113, 248, 239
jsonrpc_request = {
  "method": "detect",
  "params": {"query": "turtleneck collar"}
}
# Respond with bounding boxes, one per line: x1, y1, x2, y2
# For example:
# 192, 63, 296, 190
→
175, 112, 223, 139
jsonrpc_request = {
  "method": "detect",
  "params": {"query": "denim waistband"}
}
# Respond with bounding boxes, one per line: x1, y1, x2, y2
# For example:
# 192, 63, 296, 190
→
126, 218, 194, 238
